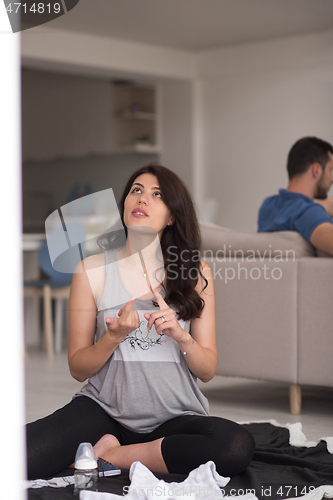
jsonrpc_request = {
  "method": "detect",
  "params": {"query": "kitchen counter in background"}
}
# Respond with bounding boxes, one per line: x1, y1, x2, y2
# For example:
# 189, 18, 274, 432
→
23, 233, 44, 252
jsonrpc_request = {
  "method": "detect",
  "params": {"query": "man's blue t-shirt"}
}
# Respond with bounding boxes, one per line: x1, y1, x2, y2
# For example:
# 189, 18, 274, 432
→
258, 189, 332, 241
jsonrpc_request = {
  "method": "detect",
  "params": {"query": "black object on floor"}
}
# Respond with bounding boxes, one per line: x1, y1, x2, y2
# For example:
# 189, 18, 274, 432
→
27, 423, 333, 500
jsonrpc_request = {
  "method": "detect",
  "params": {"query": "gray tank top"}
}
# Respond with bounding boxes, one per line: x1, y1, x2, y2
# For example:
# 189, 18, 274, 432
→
75, 249, 209, 433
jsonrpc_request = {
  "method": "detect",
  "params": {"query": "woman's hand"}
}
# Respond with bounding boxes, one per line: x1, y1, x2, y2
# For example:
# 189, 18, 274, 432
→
144, 286, 188, 343
68, 256, 141, 383
105, 297, 140, 343
143, 262, 217, 383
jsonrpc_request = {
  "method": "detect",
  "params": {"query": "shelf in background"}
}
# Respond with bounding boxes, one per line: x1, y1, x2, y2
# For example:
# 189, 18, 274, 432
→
112, 143, 160, 154
114, 112, 156, 121
111, 80, 161, 154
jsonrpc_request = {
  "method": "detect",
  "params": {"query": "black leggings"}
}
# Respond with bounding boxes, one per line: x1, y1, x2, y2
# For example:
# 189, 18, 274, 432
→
26, 396, 255, 480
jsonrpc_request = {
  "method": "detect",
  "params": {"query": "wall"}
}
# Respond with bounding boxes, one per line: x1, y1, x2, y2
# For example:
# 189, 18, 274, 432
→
160, 79, 194, 191
22, 69, 194, 230
0, 9, 26, 496
22, 68, 114, 159
21, 27, 196, 81
21, 27, 333, 232
23, 153, 159, 231
197, 30, 333, 231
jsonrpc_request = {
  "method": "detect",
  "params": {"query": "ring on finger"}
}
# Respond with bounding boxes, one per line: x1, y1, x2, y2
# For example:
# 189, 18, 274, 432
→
161, 315, 167, 323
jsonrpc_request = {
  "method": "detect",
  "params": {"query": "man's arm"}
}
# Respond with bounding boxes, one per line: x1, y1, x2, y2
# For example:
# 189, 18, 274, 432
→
310, 222, 333, 255
315, 198, 333, 218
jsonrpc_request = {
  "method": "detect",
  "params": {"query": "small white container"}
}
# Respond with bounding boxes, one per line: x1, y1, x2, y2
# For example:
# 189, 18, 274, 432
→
74, 442, 98, 496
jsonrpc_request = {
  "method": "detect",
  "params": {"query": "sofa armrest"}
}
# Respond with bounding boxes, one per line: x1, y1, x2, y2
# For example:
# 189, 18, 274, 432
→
207, 257, 298, 384
298, 257, 333, 386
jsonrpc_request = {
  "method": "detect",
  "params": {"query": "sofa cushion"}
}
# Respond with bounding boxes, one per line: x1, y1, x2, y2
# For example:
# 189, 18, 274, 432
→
199, 222, 316, 258
298, 257, 333, 386
316, 249, 333, 258
211, 258, 298, 383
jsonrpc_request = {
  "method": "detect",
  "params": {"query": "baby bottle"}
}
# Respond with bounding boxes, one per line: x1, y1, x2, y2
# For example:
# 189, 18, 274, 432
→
74, 442, 98, 495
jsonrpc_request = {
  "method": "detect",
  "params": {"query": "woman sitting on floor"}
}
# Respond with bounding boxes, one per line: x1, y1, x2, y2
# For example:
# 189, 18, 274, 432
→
27, 164, 255, 479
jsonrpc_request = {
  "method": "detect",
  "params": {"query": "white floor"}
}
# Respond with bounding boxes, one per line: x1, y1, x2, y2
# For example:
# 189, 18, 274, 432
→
25, 349, 333, 442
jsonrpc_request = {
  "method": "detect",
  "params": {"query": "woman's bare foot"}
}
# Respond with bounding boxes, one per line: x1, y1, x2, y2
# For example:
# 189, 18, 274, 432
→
94, 434, 121, 462
68, 435, 120, 469
93, 435, 167, 473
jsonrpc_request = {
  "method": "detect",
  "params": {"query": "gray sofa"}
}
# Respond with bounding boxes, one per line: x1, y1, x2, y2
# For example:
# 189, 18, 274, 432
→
199, 222, 333, 414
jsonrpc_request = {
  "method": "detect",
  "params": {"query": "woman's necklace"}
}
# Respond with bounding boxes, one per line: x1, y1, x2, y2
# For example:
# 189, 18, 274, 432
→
125, 251, 148, 277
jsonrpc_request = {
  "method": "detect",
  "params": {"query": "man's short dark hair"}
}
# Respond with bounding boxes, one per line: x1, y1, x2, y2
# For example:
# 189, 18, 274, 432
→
287, 137, 333, 180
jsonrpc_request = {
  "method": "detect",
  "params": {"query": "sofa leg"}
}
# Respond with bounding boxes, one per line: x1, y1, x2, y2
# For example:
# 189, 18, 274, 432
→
289, 384, 302, 415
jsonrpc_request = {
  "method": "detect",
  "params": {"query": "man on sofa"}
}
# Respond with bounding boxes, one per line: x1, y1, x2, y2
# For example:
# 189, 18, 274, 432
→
258, 136, 333, 255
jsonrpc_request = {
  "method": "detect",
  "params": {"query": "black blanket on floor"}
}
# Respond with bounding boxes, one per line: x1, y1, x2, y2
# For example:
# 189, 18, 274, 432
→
27, 423, 333, 500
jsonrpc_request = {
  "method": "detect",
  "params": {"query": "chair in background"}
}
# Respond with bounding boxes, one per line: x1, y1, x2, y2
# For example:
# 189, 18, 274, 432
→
24, 222, 85, 358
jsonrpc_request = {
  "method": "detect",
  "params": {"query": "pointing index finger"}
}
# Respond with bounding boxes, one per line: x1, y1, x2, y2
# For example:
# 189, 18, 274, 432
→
118, 296, 135, 316
150, 285, 166, 309
122, 296, 136, 311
